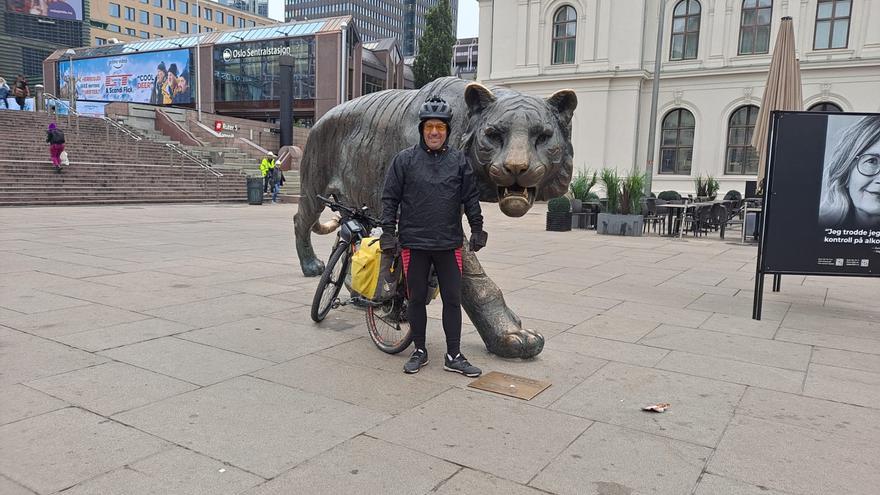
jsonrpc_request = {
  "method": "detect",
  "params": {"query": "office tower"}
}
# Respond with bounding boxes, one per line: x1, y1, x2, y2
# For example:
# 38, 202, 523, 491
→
286, 0, 458, 56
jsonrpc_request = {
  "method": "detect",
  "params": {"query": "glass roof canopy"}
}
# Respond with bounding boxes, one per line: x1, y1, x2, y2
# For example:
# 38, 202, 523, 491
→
69, 19, 330, 59
213, 21, 325, 45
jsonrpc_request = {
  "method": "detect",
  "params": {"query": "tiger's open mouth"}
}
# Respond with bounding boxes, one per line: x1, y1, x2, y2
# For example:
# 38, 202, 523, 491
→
497, 185, 536, 217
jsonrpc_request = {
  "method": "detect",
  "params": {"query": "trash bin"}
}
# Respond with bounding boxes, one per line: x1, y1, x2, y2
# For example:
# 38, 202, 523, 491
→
247, 176, 263, 205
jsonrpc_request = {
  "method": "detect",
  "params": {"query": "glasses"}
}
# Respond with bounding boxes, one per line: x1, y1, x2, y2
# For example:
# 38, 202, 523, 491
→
855, 153, 880, 177
423, 122, 447, 133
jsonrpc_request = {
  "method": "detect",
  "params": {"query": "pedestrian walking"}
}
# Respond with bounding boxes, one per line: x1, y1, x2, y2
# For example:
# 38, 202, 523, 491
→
12, 75, 29, 110
0, 77, 10, 109
46, 123, 66, 172
270, 163, 285, 203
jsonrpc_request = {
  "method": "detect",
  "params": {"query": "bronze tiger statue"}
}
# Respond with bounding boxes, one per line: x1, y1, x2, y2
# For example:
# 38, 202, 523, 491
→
294, 77, 577, 358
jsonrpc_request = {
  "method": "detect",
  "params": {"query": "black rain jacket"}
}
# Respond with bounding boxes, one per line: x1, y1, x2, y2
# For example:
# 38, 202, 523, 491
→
381, 144, 483, 250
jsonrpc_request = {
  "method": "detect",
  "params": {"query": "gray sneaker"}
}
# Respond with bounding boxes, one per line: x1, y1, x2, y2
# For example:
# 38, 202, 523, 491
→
444, 353, 481, 377
404, 349, 428, 374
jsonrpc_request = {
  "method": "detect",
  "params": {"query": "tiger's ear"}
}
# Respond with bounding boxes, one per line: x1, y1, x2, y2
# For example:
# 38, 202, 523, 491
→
546, 89, 577, 124
465, 82, 496, 116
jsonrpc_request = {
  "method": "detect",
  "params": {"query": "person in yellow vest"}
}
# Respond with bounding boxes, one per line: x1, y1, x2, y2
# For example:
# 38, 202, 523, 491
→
260, 152, 276, 194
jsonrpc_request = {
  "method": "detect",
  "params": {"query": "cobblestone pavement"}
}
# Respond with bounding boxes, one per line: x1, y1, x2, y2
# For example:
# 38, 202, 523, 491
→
1, 203, 878, 494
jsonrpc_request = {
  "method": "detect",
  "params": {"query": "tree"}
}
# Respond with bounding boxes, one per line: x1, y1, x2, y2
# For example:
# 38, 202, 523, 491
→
413, 0, 456, 88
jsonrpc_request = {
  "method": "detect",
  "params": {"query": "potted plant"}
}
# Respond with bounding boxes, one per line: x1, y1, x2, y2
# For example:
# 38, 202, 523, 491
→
546, 196, 572, 231
596, 168, 645, 236
569, 168, 599, 213
706, 176, 720, 200
693, 175, 709, 201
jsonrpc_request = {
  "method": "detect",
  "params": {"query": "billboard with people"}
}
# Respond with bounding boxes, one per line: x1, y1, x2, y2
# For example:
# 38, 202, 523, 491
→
5, 0, 83, 21
58, 49, 192, 105
760, 111, 880, 276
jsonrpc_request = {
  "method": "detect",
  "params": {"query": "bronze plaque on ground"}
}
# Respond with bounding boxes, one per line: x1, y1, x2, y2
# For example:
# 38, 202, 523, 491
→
467, 372, 551, 400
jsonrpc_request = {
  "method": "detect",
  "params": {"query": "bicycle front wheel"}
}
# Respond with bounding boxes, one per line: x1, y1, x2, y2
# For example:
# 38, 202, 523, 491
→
365, 295, 412, 354
310, 243, 350, 322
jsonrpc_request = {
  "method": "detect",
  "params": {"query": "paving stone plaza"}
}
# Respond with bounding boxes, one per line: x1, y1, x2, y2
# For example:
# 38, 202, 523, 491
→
1, 203, 879, 494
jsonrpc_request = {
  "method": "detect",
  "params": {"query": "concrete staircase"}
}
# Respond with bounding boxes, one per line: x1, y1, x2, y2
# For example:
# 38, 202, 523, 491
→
0, 110, 248, 206
114, 104, 301, 201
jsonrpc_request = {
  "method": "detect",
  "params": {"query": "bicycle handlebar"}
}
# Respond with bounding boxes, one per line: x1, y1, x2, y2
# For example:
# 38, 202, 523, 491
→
316, 194, 383, 227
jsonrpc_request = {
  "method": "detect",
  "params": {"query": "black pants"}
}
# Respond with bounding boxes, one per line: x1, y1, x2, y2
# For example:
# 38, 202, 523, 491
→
263, 174, 270, 193
15, 97, 25, 110
402, 248, 463, 357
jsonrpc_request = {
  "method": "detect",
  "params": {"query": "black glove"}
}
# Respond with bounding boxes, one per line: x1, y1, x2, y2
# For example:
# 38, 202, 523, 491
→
379, 231, 398, 252
469, 230, 488, 252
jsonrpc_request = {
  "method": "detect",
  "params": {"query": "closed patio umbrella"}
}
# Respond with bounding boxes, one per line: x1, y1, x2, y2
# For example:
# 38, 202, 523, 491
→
752, 16, 803, 192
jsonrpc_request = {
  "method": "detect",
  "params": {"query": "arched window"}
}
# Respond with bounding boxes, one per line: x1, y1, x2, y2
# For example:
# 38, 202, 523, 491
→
739, 0, 772, 55
659, 109, 695, 175
814, 0, 851, 50
552, 6, 577, 65
725, 105, 760, 175
670, 0, 701, 60
808, 101, 843, 112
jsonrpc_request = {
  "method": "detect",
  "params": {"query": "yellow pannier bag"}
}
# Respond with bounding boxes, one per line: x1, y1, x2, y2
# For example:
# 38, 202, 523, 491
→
351, 237, 399, 302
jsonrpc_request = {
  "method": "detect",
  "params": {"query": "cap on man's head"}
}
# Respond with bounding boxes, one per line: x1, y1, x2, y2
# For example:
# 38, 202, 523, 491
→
267, 151, 276, 157
157, 62, 166, 72
48, 123, 57, 130
168, 63, 179, 77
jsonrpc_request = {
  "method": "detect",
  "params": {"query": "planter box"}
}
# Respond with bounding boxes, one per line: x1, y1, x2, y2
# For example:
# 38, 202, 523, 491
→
597, 213, 644, 236
546, 211, 572, 231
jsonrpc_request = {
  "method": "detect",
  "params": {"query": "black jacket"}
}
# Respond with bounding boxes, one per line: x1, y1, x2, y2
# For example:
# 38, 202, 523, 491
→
46, 129, 65, 145
382, 144, 483, 250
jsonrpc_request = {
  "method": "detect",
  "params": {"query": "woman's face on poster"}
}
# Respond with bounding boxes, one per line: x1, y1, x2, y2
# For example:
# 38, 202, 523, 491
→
847, 138, 880, 219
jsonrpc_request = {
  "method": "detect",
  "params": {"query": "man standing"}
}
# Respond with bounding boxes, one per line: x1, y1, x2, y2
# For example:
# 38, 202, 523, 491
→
381, 96, 488, 377
260, 152, 276, 194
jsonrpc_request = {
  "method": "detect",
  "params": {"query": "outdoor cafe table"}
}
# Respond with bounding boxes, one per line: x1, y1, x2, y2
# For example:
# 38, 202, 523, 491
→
742, 205, 763, 243
661, 202, 720, 238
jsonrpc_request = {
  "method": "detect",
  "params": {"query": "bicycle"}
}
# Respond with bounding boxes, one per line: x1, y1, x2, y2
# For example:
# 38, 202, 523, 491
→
309, 194, 416, 354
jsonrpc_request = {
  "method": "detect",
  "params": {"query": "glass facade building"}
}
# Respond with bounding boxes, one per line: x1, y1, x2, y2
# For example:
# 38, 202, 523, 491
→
213, 37, 316, 102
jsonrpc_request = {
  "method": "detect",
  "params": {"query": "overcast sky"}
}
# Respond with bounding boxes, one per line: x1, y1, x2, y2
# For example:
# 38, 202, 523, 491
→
269, 0, 480, 38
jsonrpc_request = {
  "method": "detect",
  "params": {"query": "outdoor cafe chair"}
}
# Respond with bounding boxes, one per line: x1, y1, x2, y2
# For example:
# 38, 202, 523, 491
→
709, 203, 728, 238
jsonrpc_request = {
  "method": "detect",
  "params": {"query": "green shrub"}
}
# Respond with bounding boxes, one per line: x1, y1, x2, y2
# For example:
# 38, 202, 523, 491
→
620, 173, 646, 215
569, 168, 598, 202
723, 190, 742, 201
599, 168, 621, 214
657, 190, 681, 201
707, 176, 720, 198
547, 196, 571, 213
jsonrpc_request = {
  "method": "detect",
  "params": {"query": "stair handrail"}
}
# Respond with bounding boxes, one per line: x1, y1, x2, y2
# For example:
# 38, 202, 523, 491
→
100, 116, 143, 141
165, 142, 223, 177
41, 93, 80, 117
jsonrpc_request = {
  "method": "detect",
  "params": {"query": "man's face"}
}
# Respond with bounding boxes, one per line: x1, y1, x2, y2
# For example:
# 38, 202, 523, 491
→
156, 69, 165, 82
422, 118, 447, 151
167, 73, 177, 86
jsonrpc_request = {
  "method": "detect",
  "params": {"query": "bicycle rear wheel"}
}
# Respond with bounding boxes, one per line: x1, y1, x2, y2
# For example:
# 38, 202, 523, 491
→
310, 243, 350, 322
365, 295, 412, 354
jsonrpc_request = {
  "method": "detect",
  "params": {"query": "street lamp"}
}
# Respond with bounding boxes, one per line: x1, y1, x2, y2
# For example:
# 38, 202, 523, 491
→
195, 0, 202, 121
64, 48, 76, 112
340, 21, 347, 104
644, 0, 669, 195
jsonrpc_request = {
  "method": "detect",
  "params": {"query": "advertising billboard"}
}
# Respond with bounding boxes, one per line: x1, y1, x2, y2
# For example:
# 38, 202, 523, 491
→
5, 0, 83, 21
58, 49, 193, 105
760, 111, 880, 276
